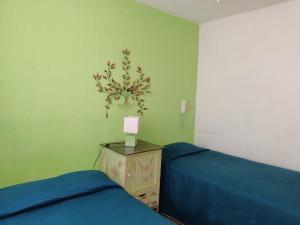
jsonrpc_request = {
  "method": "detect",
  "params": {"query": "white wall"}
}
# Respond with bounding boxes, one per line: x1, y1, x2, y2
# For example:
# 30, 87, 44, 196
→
195, 0, 300, 171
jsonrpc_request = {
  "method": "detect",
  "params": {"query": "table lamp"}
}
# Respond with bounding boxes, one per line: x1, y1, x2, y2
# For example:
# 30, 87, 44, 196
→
123, 116, 139, 147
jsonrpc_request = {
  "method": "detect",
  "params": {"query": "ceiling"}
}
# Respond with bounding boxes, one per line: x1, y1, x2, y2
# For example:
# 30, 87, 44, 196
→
136, 0, 292, 23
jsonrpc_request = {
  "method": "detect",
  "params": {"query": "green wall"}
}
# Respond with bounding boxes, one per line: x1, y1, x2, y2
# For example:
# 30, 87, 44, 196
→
0, 0, 198, 187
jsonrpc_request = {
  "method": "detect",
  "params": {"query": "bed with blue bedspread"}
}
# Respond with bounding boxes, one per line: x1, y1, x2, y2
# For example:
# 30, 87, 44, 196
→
160, 143, 300, 225
0, 170, 172, 225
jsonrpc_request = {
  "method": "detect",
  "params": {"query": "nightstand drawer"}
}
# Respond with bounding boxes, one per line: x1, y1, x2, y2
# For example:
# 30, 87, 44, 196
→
133, 187, 159, 209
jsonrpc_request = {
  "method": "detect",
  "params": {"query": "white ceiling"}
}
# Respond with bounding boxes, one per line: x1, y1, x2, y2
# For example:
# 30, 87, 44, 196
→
136, 0, 292, 23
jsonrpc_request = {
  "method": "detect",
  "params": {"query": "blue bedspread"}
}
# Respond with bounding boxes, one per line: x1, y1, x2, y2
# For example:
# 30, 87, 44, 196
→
0, 170, 172, 225
160, 143, 300, 225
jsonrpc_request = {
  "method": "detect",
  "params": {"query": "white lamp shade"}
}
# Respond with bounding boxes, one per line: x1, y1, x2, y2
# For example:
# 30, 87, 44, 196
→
123, 116, 140, 134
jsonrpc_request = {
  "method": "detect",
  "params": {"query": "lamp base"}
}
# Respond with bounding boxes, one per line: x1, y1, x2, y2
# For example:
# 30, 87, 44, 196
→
125, 135, 137, 147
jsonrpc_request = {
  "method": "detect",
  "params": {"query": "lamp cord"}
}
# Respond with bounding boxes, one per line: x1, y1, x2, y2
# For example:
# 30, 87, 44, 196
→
92, 146, 104, 169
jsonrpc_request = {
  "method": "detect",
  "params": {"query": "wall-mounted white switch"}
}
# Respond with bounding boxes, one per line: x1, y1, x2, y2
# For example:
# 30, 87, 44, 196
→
181, 100, 188, 114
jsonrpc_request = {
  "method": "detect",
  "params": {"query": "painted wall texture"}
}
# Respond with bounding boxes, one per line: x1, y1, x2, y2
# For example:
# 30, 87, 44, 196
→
0, 0, 198, 187
196, 0, 300, 171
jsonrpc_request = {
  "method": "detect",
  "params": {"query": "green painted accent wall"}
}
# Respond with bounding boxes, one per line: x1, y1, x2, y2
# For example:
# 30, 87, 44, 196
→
0, 0, 198, 187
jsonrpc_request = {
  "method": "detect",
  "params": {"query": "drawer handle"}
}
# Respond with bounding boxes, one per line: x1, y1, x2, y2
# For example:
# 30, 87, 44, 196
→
139, 193, 147, 198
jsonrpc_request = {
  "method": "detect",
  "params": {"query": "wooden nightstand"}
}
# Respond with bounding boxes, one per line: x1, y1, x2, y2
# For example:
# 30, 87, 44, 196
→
99, 140, 162, 210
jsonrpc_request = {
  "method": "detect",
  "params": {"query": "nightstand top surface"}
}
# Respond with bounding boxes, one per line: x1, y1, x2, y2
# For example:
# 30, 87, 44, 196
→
100, 139, 162, 156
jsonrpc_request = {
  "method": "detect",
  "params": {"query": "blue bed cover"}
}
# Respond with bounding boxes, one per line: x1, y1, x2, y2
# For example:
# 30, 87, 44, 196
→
160, 142, 300, 225
0, 170, 172, 225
